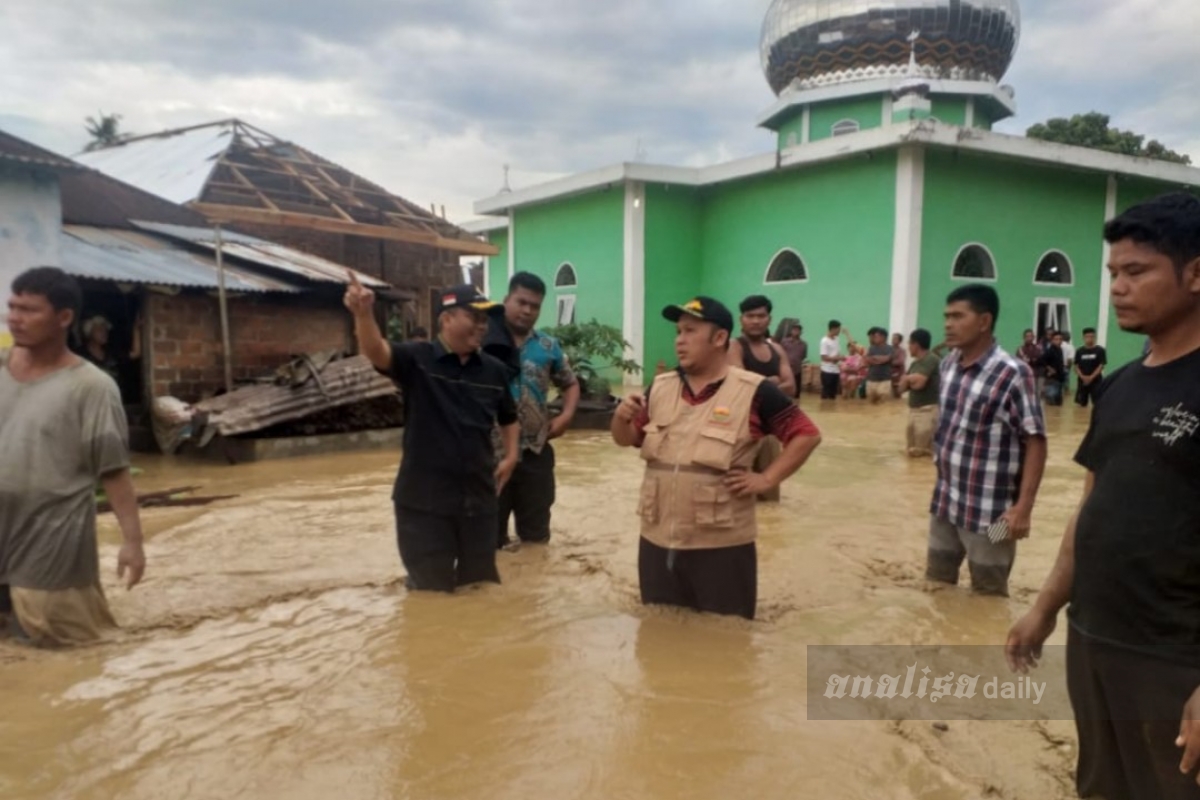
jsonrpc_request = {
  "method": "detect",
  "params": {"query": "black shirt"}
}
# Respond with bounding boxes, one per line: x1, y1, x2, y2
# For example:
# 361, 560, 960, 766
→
1070, 347, 1200, 656
736, 337, 782, 379
1042, 344, 1066, 382
388, 340, 518, 515
1074, 345, 1107, 378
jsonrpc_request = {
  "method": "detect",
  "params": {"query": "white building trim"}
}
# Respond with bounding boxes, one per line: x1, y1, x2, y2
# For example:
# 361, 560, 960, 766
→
623, 181, 646, 385
951, 241, 999, 282
1098, 175, 1117, 347
506, 209, 515, 280
763, 247, 811, 285
473, 120, 1200, 215
889, 146, 925, 339
964, 97, 976, 128
801, 105, 812, 144
459, 217, 508, 234
882, 93, 894, 126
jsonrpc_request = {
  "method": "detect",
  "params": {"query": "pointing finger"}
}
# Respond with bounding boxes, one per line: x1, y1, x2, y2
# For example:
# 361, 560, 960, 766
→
347, 269, 361, 289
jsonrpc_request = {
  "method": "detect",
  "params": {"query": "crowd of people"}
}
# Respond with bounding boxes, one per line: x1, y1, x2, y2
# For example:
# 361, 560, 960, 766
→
2, 192, 1199, 799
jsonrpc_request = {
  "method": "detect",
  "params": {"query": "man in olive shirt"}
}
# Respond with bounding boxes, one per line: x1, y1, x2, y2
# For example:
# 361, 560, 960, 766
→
898, 328, 940, 457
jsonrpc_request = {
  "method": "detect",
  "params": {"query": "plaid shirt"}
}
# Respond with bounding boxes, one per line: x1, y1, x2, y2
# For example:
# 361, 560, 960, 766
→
931, 343, 1046, 532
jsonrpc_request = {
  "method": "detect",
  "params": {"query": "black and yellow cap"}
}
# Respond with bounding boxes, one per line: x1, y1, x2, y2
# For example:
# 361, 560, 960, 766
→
437, 284, 504, 316
662, 296, 734, 333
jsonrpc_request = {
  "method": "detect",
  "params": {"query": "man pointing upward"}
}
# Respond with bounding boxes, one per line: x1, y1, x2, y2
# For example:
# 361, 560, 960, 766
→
345, 272, 520, 592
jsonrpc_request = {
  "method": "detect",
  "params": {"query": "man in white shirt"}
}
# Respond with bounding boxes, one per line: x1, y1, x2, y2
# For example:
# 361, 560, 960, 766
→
1060, 332, 1076, 395
819, 320, 845, 399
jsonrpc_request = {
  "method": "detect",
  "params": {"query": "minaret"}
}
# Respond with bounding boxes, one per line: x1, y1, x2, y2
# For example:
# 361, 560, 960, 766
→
891, 30, 934, 122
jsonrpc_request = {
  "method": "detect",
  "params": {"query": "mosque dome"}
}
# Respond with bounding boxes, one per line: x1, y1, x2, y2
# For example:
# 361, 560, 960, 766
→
760, 0, 1021, 96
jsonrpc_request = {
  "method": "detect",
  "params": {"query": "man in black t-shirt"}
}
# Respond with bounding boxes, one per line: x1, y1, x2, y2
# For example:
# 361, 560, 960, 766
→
1007, 192, 1200, 800
1073, 327, 1108, 408
345, 275, 520, 592
1040, 332, 1067, 406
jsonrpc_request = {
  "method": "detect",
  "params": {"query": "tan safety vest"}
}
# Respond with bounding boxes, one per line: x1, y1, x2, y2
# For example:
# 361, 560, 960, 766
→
637, 368, 764, 550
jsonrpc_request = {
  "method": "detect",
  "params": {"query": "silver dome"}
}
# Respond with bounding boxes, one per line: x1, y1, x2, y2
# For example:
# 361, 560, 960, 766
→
760, 0, 1021, 96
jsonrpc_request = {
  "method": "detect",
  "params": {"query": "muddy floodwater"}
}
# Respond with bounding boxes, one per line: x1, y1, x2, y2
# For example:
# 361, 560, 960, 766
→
1, 401, 1095, 799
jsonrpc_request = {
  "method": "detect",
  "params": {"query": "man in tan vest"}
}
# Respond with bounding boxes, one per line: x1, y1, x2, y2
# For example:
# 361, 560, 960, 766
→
611, 297, 822, 619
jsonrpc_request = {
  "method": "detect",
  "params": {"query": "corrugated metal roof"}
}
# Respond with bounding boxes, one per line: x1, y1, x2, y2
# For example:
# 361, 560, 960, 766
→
132, 221, 390, 288
74, 125, 231, 204
60, 226, 301, 293
0, 130, 83, 172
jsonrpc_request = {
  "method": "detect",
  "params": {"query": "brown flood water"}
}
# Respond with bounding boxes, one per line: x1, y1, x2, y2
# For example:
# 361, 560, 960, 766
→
0, 401, 1094, 800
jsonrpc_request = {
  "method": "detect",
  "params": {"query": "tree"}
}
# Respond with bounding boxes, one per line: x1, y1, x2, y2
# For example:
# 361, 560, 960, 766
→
84, 112, 130, 151
1026, 112, 1191, 165
542, 319, 640, 400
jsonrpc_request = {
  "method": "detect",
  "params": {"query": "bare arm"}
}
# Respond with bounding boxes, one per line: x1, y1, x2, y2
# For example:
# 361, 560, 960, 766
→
759, 432, 821, 487
557, 380, 582, 425
1035, 472, 1092, 617
1001, 434, 1048, 539
100, 468, 146, 589
727, 339, 745, 368
773, 343, 797, 396
903, 372, 930, 392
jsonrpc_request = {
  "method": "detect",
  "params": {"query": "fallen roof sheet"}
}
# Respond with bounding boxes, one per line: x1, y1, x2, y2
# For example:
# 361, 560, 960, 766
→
131, 220, 389, 288
193, 355, 398, 436
74, 124, 231, 205
60, 225, 302, 293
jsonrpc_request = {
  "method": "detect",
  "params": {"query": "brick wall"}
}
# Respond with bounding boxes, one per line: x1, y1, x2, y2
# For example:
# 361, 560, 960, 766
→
146, 291, 350, 400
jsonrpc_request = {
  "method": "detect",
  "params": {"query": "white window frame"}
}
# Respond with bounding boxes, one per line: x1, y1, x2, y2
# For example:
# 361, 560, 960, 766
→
554, 262, 577, 289
1034, 297, 1072, 338
555, 294, 577, 326
1033, 249, 1075, 287
763, 247, 810, 285
950, 242, 998, 282
831, 119, 861, 137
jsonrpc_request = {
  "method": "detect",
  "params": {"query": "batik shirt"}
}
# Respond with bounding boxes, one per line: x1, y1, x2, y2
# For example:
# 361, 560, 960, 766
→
510, 330, 577, 454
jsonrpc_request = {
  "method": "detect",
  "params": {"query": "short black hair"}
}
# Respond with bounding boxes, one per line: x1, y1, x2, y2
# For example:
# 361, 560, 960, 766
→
739, 295, 772, 314
1104, 192, 1200, 275
509, 271, 546, 297
867, 326, 887, 338
1082, 327, 1097, 336
909, 328, 932, 350
1023, 328, 1034, 336
12, 266, 82, 317
411, 326, 428, 338
946, 284, 1000, 331
828, 319, 841, 330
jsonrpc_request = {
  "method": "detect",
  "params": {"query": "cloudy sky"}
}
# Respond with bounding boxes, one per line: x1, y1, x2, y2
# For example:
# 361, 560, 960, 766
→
2, 0, 1197, 222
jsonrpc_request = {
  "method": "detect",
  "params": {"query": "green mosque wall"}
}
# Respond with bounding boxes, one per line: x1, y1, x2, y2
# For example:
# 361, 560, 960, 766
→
809, 96, 885, 142
485, 228, 508, 298
643, 184, 703, 373
919, 150, 1107, 356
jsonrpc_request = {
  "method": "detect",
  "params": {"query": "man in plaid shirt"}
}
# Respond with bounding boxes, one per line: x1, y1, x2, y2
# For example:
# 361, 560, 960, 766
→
927, 284, 1048, 596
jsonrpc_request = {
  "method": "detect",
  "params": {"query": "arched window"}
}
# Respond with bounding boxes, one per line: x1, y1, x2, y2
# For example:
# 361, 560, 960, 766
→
952, 243, 997, 281
555, 262, 577, 288
1034, 250, 1073, 286
765, 249, 809, 284
831, 119, 860, 137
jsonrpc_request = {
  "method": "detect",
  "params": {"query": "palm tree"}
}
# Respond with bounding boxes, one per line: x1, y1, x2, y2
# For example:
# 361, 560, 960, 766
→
84, 113, 128, 151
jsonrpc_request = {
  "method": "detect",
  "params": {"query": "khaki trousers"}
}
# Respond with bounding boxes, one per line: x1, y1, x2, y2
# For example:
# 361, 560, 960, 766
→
906, 405, 937, 457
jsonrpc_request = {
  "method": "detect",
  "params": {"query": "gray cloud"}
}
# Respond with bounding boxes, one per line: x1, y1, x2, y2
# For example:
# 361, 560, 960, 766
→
1, 0, 1196, 221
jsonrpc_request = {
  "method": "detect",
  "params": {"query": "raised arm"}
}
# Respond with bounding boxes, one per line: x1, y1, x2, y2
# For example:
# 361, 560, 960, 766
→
343, 270, 390, 372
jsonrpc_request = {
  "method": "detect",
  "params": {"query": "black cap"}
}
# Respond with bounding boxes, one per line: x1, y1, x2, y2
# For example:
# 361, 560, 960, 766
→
662, 296, 734, 333
436, 284, 504, 316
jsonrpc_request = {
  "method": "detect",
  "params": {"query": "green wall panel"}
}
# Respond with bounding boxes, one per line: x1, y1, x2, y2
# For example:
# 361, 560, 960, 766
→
643, 184, 703, 372
919, 149, 1107, 357
809, 96, 885, 142
930, 97, 968, 126
485, 228, 508, 299
698, 154, 897, 346
512, 190, 625, 333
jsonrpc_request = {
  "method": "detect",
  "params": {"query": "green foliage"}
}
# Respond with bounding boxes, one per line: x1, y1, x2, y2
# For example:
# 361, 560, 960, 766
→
1026, 112, 1191, 165
84, 112, 130, 152
543, 319, 640, 398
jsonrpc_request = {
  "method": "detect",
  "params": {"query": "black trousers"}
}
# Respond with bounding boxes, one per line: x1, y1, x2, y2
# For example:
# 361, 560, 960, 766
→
820, 371, 840, 399
497, 444, 556, 548
394, 503, 500, 592
1068, 626, 1200, 800
1076, 379, 1100, 408
638, 537, 757, 620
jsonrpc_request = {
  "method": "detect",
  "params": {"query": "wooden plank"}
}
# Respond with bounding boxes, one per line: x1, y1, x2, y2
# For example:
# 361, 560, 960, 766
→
228, 166, 281, 211
190, 202, 499, 255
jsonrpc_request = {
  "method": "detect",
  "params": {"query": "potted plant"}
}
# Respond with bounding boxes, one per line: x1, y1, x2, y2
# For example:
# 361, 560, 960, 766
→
543, 319, 641, 409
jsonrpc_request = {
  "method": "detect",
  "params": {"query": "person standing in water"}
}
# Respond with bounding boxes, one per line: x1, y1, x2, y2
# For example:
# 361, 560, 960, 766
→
729, 295, 796, 502
898, 328, 940, 458
927, 284, 1047, 597
0, 267, 146, 645
611, 297, 821, 620
345, 274, 520, 592
1008, 192, 1200, 800
492, 272, 581, 550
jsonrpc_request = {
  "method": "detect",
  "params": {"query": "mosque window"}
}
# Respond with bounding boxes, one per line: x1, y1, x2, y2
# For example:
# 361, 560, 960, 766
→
952, 244, 997, 281
555, 262, 577, 288
831, 119, 860, 137
1034, 250, 1073, 286
765, 249, 809, 284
